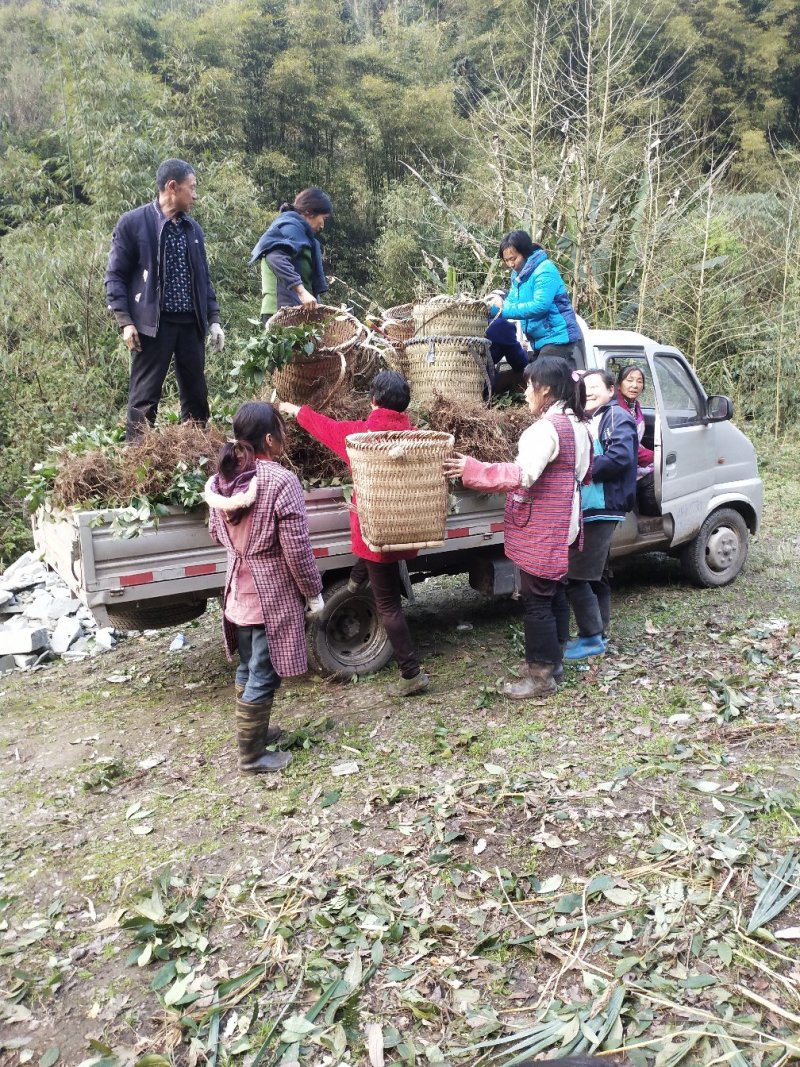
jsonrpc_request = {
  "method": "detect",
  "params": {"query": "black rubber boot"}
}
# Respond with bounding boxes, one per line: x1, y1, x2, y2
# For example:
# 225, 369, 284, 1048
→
234, 686, 283, 742
235, 697, 292, 774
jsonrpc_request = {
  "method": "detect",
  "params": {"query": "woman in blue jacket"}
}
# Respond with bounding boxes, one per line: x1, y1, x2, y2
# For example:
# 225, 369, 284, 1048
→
249, 188, 333, 322
493, 230, 584, 366
564, 369, 637, 660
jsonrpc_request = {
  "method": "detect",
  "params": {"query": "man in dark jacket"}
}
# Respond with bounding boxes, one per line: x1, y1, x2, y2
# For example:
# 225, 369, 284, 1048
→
105, 159, 225, 441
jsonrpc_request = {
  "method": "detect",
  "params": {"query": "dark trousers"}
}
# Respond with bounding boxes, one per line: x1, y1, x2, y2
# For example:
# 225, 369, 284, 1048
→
363, 559, 420, 679
520, 571, 570, 666
126, 313, 208, 440
567, 521, 617, 637
533, 340, 585, 369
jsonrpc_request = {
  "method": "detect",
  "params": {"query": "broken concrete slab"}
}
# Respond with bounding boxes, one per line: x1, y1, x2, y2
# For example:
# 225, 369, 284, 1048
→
94, 628, 117, 650
0, 626, 50, 655
0, 554, 48, 592
50, 616, 84, 655
0, 653, 16, 675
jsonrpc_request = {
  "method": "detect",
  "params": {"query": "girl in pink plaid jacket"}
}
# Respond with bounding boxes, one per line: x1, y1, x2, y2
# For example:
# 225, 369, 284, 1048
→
205, 402, 323, 774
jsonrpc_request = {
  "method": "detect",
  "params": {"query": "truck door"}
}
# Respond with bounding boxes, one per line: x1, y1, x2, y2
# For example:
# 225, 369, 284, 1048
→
649, 351, 715, 543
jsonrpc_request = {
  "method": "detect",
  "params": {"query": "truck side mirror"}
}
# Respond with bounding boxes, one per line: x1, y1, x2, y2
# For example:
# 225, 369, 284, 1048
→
706, 395, 733, 421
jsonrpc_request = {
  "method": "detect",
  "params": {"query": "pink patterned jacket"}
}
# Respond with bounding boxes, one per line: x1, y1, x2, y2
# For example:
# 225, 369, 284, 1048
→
205, 461, 322, 677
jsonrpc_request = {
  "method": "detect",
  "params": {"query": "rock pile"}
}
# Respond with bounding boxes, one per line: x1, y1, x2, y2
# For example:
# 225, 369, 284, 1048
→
0, 552, 117, 677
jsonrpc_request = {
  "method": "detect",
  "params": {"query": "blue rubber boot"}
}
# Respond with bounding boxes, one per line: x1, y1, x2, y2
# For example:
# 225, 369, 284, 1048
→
564, 634, 606, 660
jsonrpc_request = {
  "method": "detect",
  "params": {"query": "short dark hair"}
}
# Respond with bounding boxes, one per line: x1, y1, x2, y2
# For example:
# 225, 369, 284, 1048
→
156, 159, 195, 192
617, 363, 646, 386
369, 370, 410, 412
499, 229, 541, 261
583, 368, 616, 390
524, 355, 587, 420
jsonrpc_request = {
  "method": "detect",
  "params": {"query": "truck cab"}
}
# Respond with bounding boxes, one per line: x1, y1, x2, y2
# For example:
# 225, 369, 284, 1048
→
582, 326, 763, 585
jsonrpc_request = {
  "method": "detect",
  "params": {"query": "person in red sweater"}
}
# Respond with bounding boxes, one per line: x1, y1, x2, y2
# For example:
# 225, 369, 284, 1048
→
279, 371, 429, 697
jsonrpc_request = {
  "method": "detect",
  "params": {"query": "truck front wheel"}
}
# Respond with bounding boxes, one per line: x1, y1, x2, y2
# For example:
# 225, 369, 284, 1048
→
679, 508, 749, 587
306, 579, 393, 678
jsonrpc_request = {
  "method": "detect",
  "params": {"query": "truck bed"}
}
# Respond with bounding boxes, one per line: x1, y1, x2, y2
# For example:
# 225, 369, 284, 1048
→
32, 487, 507, 623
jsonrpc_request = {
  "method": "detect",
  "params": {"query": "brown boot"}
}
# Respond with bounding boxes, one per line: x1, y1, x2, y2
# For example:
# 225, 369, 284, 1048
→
234, 687, 283, 742
235, 696, 293, 774
503, 662, 557, 699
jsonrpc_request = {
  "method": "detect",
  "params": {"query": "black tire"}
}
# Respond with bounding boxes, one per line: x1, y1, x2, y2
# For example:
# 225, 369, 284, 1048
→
306, 578, 393, 678
679, 508, 749, 587
104, 598, 208, 632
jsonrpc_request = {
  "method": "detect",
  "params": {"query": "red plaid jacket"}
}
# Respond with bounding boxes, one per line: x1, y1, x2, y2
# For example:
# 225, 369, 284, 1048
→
205, 461, 322, 677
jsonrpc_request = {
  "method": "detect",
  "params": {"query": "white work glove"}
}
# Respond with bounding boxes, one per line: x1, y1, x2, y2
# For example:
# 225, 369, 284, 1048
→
209, 323, 225, 352
305, 594, 325, 618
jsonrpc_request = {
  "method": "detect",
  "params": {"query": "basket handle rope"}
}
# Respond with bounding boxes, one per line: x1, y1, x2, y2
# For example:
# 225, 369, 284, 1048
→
317, 350, 348, 409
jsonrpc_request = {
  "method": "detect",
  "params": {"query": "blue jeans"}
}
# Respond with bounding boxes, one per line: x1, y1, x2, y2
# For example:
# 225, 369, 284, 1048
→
235, 625, 280, 703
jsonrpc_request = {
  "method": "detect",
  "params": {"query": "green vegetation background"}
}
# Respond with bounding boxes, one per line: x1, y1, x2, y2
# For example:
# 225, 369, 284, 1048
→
1, 0, 799, 563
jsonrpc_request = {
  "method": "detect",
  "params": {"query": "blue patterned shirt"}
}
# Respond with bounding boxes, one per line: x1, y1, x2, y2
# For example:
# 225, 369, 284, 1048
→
161, 215, 194, 313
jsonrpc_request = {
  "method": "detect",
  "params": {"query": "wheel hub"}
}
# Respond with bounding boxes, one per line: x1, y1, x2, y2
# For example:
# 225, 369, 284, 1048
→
705, 525, 739, 571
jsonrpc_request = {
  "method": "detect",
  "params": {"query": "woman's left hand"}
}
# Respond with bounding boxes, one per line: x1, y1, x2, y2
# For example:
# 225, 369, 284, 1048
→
443, 452, 469, 479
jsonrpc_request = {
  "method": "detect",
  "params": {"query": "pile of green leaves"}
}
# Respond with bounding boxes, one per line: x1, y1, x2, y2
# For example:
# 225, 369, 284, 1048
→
228, 322, 323, 395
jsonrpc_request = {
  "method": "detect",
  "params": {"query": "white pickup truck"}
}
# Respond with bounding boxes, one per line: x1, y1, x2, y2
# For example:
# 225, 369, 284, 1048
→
33, 326, 763, 677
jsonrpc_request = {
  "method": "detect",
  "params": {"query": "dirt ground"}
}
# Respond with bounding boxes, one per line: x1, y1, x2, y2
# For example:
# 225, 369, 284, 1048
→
2, 434, 799, 1067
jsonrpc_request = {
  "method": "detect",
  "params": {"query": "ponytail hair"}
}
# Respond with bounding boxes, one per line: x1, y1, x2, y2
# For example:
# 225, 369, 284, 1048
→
524, 356, 588, 421
280, 187, 333, 217
217, 402, 286, 481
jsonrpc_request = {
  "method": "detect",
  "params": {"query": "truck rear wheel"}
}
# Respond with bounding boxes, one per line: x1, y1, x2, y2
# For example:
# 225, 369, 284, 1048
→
306, 579, 393, 678
679, 508, 749, 587
104, 598, 208, 632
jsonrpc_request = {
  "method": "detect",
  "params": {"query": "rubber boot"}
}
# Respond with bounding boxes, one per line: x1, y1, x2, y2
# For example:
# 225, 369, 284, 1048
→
503, 662, 557, 699
553, 642, 567, 685
564, 634, 606, 660
234, 685, 283, 741
235, 696, 293, 774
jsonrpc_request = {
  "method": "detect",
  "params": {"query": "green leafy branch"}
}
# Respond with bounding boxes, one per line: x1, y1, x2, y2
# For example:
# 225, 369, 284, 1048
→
229, 321, 323, 395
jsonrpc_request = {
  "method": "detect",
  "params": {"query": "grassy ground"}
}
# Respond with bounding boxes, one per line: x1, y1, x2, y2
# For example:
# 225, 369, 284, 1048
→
1, 431, 799, 1067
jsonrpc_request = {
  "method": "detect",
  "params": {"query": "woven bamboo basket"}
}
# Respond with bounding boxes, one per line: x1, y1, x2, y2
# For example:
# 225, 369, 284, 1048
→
412, 296, 487, 338
266, 304, 365, 406
267, 350, 347, 408
266, 303, 365, 356
404, 335, 492, 407
345, 430, 454, 552
379, 304, 414, 376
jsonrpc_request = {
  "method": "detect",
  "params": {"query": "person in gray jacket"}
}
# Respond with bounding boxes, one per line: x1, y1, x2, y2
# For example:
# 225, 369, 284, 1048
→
105, 159, 225, 441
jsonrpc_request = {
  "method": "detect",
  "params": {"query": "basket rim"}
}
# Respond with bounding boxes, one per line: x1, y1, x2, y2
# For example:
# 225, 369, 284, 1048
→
265, 303, 366, 352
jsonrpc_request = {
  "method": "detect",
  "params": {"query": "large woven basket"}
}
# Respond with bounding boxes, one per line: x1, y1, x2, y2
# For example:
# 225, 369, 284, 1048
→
404, 335, 492, 407
379, 304, 414, 376
268, 350, 347, 408
412, 296, 488, 338
345, 430, 454, 552
266, 303, 365, 356
266, 304, 365, 406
